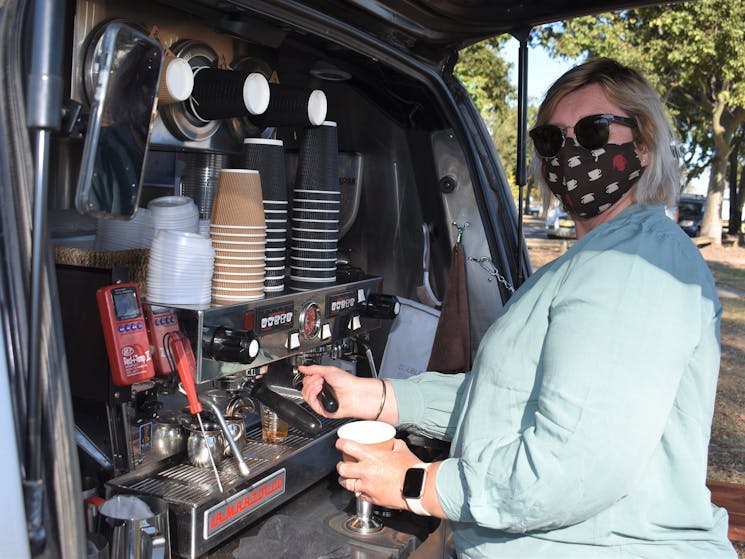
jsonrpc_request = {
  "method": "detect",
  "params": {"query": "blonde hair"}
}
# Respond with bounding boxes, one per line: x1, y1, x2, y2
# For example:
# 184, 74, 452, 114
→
531, 58, 680, 208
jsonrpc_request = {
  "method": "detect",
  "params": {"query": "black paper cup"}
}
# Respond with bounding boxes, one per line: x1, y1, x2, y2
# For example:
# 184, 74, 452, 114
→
291, 208, 339, 221
291, 217, 338, 231
290, 265, 337, 277
292, 189, 341, 202
251, 85, 327, 128
291, 201, 340, 212
290, 238, 338, 251
291, 227, 338, 240
264, 207, 288, 218
190, 68, 269, 121
290, 248, 337, 260
241, 139, 288, 201
289, 276, 336, 291
266, 239, 288, 249
295, 122, 339, 191
290, 257, 337, 269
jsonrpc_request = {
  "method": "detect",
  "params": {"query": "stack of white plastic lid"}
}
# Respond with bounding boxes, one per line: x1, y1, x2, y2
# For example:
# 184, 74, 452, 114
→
210, 169, 267, 304
146, 230, 214, 306
148, 196, 199, 234
95, 208, 154, 251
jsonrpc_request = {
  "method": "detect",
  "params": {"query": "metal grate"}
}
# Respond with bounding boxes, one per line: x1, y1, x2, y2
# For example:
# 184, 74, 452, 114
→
115, 408, 347, 508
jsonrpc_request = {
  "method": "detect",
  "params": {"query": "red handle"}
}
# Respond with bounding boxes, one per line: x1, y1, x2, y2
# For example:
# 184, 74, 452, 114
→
168, 331, 202, 415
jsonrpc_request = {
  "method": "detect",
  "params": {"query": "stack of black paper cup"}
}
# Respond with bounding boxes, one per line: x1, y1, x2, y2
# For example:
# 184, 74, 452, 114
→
240, 138, 288, 293
289, 121, 340, 291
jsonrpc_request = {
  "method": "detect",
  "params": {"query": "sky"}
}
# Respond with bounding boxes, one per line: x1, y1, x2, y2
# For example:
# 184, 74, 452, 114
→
501, 38, 576, 102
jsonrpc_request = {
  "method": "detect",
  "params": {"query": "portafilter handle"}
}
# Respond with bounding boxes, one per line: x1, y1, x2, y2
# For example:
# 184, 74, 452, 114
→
251, 382, 322, 436
290, 354, 339, 413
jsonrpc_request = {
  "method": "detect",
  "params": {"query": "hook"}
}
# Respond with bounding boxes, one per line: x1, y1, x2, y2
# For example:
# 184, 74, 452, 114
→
452, 221, 470, 244
467, 256, 515, 292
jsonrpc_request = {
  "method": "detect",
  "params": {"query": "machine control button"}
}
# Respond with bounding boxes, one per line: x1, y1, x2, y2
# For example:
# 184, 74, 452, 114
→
118, 325, 125, 333
137, 322, 143, 329
288, 331, 301, 349
349, 315, 362, 331
357, 289, 366, 303
321, 323, 332, 340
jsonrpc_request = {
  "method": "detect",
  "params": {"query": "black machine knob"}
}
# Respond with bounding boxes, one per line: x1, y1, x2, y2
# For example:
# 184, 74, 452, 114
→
363, 293, 401, 319
203, 327, 260, 364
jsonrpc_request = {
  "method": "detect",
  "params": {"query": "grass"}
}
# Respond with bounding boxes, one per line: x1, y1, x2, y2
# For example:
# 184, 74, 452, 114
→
709, 296, 745, 485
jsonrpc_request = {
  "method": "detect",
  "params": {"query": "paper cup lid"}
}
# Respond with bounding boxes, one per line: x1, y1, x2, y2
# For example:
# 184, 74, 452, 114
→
243, 73, 270, 115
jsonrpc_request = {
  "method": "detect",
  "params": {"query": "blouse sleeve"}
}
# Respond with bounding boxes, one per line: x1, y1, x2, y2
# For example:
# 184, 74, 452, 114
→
389, 372, 471, 442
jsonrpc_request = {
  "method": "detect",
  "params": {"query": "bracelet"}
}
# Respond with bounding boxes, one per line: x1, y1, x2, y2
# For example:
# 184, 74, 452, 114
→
373, 379, 387, 421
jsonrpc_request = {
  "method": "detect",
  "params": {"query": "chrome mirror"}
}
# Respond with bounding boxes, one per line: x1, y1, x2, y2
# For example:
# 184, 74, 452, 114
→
75, 22, 163, 218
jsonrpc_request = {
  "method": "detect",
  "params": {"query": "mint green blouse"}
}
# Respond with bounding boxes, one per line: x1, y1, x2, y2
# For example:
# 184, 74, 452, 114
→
390, 205, 735, 558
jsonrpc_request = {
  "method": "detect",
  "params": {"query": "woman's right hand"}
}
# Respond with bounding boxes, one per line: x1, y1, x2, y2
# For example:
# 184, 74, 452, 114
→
300, 365, 383, 420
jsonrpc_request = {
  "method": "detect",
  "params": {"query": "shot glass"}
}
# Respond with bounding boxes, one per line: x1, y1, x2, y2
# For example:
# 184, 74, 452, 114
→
260, 403, 289, 444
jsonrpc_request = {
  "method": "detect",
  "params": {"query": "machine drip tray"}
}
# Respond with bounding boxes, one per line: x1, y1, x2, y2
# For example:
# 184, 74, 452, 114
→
107, 416, 348, 558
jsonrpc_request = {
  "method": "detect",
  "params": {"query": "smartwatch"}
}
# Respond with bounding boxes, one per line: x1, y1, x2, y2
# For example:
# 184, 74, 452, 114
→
402, 462, 432, 516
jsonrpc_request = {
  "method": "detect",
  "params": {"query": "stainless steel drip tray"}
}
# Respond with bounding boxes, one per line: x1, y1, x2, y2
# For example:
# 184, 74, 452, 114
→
107, 417, 347, 558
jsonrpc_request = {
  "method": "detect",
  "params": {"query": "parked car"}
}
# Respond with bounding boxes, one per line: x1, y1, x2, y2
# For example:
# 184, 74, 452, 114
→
677, 194, 706, 237
546, 206, 576, 238
526, 197, 542, 216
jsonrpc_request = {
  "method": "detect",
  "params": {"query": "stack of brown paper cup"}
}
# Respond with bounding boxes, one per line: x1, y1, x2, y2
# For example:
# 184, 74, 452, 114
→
210, 169, 267, 303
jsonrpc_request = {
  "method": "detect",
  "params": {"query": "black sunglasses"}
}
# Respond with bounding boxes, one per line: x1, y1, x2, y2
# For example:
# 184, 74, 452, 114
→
529, 113, 637, 158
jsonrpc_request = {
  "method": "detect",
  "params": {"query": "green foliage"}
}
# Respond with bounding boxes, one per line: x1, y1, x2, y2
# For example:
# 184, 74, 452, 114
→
535, 0, 745, 243
454, 37, 539, 200
536, 1, 745, 172
454, 37, 513, 122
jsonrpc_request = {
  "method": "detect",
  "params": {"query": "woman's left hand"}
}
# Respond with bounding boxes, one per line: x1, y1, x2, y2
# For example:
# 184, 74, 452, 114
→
336, 437, 421, 510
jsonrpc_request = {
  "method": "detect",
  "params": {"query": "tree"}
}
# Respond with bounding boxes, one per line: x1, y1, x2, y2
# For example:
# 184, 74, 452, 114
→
537, 0, 745, 245
727, 131, 745, 239
454, 38, 516, 184
455, 37, 541, 208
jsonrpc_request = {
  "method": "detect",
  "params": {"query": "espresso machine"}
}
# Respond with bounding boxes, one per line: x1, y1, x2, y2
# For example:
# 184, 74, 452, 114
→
118, 284, 402, 557
58, 256, 400, 558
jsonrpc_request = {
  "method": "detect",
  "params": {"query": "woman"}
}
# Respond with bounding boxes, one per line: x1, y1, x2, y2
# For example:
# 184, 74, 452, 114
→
301, 58, 735, 558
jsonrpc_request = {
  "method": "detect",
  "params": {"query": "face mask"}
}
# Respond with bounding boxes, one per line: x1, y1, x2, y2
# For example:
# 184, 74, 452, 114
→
541, 139, 644, 218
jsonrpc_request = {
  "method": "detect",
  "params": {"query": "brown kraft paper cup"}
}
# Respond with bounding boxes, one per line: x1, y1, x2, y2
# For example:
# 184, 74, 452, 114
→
336, 420, 395, 462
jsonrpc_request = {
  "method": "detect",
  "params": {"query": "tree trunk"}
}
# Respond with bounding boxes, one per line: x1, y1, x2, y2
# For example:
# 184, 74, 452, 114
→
728, 144, 740, 236
523, 182, 534, 214
730, 164, 745, 246
702, 153, 726, 245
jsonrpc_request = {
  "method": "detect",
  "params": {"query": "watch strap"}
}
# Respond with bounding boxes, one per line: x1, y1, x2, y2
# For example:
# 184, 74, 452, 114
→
404, 462, 432, 516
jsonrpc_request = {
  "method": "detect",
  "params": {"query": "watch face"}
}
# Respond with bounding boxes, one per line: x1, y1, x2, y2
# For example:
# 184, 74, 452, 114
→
402, 467, 426, 499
